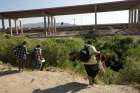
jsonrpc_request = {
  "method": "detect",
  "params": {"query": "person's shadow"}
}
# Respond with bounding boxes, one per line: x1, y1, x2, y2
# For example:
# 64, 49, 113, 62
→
0, 70, 19, 77
33, 82, 89, 93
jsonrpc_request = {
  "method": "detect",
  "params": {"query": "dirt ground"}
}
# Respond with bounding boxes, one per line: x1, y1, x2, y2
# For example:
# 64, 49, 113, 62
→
0, 64, 139, 93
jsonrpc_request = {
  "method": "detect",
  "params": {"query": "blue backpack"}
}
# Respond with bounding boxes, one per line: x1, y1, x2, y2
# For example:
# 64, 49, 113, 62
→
31, 48, 37, 58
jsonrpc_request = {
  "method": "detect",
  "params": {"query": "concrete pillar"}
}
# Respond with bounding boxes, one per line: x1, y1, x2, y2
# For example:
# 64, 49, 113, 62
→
8, 19, 13, 36
94, 5, 97, 32
19, 20, 23, 35
129, 10, 131, 24
51, 16, 54, 35
48, 16, 51, 35
134, 9, 138, 32
131, 10, 133, 24
134, 9, 137, 24
50, 16, 52, 35
138, 9, 140, 32
135, 3, 140, 32
128, 10, 131, 32
54, 17, 56, 33
14, 19, 18, 35
129, 9, 139, 32
44, 16, 47, 37
1, 19, 5, 31
138, 9, 140, 24
129, 9, 137, 32
128, 9, 133, 32
130, 10, 133, 24
136, 9, 138, 23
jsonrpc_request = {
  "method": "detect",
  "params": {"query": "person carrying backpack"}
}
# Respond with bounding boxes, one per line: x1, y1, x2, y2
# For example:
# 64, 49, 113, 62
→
32, 45, 45, 71
13, 41, 28, 72
81, 40, 100, 85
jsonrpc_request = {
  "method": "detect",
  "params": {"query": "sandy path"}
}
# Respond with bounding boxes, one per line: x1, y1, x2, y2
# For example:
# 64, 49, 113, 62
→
0, 64, 139, 93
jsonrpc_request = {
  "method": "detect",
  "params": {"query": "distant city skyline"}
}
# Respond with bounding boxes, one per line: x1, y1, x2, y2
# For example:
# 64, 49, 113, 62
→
0, 0, 128, 28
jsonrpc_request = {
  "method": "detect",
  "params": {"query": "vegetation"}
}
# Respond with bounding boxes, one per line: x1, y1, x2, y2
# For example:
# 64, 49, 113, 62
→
0, 34, 140, 84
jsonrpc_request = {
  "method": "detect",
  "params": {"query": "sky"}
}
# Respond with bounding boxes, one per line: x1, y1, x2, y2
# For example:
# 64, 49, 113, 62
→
0, 0, 128, 28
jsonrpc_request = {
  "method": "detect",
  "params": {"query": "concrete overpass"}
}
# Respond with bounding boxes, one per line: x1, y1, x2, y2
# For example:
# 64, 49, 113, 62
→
0, 0, 140, 37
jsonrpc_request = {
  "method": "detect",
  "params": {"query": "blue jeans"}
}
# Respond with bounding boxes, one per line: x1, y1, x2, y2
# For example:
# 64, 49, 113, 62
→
32, 59, 40, 70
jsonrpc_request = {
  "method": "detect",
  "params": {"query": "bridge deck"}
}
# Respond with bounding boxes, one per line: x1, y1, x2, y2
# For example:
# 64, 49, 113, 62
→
0, 0, 139, 18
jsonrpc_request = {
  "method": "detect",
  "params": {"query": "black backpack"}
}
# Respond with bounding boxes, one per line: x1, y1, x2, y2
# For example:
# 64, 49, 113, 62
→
79, 45, 91, 62
31, 48, 37, 58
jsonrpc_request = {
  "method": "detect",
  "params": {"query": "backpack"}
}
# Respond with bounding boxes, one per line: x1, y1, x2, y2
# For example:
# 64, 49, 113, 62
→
79, 45, 91, 62
31, 48, 37, 58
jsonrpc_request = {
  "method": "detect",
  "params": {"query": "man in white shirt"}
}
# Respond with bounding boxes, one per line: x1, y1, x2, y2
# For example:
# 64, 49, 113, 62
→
85, 40, 100, 64
83, 40, 100, 85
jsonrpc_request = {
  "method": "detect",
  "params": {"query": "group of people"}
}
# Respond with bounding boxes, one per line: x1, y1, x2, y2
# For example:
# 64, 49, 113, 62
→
13, 41, 45, 72
13, 40, 105, 86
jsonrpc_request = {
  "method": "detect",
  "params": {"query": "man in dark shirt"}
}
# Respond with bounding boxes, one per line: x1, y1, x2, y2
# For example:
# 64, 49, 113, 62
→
13, 41, 28, 72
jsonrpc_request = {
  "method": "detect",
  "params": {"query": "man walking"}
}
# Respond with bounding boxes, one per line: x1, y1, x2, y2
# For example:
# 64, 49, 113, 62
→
32, 45, 44, 71
82, 40, 100, 85
13, 41, 28, 72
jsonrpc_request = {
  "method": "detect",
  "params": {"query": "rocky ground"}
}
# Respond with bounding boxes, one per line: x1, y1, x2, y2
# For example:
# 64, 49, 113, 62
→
0, 64, 139, 93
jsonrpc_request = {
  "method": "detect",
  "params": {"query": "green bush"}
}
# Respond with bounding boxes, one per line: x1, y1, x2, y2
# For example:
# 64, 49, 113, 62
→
95, 36, 140, 84
118, 60, 140, 84
0, 34, 140, 84
41, 38, 84, 66
101, 68, 119, 85
115, 43, 140, 84
0, 35, 86, 75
